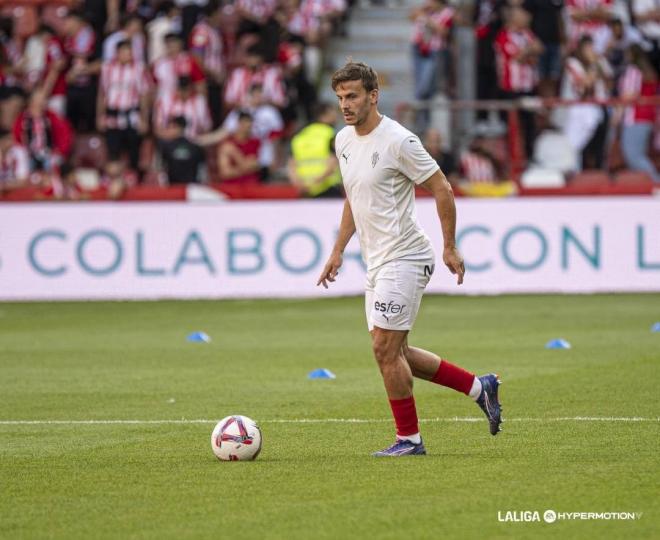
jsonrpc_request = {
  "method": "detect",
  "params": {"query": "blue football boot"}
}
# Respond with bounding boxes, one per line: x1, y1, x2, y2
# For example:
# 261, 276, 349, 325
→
372, 438, 426, 457
476, 373, 503, 435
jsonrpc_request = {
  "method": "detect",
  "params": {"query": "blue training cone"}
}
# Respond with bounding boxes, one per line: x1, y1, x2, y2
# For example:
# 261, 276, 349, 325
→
187, 331, 211, 343
545, 338, 571, 350
308, 368, 336, 380
651, 322, 660, 333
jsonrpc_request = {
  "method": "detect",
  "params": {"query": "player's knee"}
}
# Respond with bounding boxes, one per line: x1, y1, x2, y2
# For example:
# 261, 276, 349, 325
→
372, 339, 396, 366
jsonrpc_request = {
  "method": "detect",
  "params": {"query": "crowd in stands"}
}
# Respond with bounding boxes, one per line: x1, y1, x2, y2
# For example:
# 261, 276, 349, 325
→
411, 0, 659, 186
0, 0, 348, 199
0, 0, 658, 200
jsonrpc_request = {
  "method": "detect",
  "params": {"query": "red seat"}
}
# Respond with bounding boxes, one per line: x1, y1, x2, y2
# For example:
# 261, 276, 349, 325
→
569, 170, 611, 191
613, 171, 654, 191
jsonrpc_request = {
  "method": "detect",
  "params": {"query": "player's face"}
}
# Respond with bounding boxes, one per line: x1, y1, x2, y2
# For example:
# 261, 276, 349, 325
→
335, 80, 377, 126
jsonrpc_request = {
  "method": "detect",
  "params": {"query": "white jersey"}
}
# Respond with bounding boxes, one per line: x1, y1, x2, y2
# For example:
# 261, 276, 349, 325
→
336, 116, 438, 270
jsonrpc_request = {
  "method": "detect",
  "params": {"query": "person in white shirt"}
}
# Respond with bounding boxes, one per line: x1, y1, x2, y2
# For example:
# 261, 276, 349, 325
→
317, 62, 502, 457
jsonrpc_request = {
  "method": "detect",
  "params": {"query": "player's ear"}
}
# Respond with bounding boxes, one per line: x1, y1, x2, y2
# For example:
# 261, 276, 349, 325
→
369, 89, 378, 104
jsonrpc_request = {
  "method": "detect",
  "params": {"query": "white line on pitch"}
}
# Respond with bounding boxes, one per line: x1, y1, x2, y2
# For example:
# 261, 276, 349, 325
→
0, 417, 657, 426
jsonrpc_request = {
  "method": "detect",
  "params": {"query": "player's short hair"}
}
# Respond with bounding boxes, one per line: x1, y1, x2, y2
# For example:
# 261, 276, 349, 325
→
331, 61, 379, 93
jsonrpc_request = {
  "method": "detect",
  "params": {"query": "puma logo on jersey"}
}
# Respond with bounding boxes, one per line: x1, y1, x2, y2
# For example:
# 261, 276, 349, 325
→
371, 152, 379, 168
341, 153, 350, 163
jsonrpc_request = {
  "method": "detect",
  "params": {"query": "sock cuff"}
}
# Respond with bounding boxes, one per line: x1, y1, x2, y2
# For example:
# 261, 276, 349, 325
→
432, 360, 475, 395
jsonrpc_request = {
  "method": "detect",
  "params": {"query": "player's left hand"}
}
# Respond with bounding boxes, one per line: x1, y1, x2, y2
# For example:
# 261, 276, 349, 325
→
443, 246, 465, 285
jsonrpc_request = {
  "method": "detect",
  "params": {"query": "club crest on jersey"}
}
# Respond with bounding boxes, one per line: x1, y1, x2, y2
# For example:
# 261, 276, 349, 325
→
371, 152, 379, 168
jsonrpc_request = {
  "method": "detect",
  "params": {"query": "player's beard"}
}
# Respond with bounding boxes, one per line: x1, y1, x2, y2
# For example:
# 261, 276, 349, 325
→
343, 99, 371, 126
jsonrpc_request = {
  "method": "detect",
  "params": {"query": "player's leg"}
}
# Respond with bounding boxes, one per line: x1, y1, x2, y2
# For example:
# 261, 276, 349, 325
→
370, 326, 425, 456
401, 339, 503, 435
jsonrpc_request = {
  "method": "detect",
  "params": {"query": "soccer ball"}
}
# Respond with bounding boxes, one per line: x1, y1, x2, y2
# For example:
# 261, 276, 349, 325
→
211, 415, 262, 461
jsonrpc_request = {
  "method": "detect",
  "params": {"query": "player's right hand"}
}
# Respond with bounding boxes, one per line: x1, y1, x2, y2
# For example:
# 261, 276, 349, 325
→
316, 251, 343, 289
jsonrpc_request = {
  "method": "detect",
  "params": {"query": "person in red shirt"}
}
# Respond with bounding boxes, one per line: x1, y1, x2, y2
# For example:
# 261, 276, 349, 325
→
217, 111, 261, 185
13, 88, 72, 175
494, 6, 544, 158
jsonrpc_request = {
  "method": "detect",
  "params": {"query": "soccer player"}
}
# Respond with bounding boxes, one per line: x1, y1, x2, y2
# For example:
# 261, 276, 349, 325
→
317, 62, 503, 457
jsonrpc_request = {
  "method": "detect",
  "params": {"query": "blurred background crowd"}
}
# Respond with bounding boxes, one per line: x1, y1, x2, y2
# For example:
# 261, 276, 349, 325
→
0, 0, 657, 200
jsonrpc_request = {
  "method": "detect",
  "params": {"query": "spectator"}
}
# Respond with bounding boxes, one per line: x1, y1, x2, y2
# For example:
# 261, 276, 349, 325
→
189, 2, 224, 128
0, 18, 25, 130
147, 1, 181, 64
0, 127, 30, 189
460, 136, 502, 183
13, 88, 73, 175
602, 18, 648, 90
287, 102, 341, 197
409, 0, 455, 133
474, 0, 506, 123
101, 160, 137, 199
24, 25, 67, 116
566, 0, 614, 53
618, 44, 659, 182
632, 0, 660, 69
152, 32, 206, 99
63, 11, 98, 133
236, 0, 280, 63
154, 76, 211, 140
422, 127, 457, 182
52, 162, 86, 200
523, 0, 564, 95
559, 35, 612, 170
224, 47, 286, 109
217, 111, 261, 185
276, 0, 323, 84
103, 14, 146, 64
159, 116, 206, 184
175, 0, 209, 44
97, 40, 150, 173
222, 84, 284, 175
494, 5, 544, 158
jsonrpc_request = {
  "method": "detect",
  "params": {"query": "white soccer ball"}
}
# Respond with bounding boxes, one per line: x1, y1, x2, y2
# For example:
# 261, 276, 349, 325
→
211, 415, 262, 461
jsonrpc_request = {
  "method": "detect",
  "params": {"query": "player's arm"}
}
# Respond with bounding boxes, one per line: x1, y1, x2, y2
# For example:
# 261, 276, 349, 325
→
421, 170, 465, 285
317, 199, 355, 289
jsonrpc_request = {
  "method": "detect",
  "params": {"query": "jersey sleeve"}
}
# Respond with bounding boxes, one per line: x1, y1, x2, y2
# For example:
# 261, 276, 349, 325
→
398, 136, 439, 185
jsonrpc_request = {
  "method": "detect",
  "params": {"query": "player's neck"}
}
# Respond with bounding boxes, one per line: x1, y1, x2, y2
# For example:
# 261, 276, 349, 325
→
355, 110, 383, 137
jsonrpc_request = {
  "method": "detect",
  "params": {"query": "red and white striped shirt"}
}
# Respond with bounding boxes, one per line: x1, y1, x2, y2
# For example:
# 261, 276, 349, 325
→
566, 0, 613, 48
619, 66, 658, 125
152, 52, 206, 98
411, 7, 455, 53
64, 25, 96, 87
0, 144, 30, 183
154, 92, 211, 138
461, 151, 496, 183
494, 28, 539, 92
562, 56, 610, 100
44, 36, 67, 96
224, 65, 287, 108
100, 60, 150, 129
286, 9, 321, 37
189, 20, 223, 78
237, 0, 277, 19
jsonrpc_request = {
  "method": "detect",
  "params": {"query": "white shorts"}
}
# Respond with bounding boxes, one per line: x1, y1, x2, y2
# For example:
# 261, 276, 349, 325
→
365, 258, 435, 332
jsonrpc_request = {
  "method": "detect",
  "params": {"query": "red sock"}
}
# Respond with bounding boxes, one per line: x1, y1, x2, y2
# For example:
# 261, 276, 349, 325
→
431, 360, 475, 395
388, 396, 419, 437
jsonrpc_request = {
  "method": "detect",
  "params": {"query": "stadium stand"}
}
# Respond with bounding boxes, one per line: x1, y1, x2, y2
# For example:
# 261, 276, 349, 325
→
0, 0, 657, 201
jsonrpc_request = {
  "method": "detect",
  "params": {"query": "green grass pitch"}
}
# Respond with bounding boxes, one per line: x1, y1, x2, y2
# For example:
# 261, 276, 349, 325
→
1, 294, 658, 539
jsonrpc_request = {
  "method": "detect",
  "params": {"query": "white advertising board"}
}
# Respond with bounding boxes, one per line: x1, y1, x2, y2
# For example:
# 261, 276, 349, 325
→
0, 197, 658, 300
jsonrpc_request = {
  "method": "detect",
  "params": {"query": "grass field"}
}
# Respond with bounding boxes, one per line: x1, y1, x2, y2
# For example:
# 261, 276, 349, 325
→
1, 294, 659, 539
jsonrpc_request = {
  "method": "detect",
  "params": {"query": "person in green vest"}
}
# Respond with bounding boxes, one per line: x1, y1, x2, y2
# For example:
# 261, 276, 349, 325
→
288, 103, 343, 198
